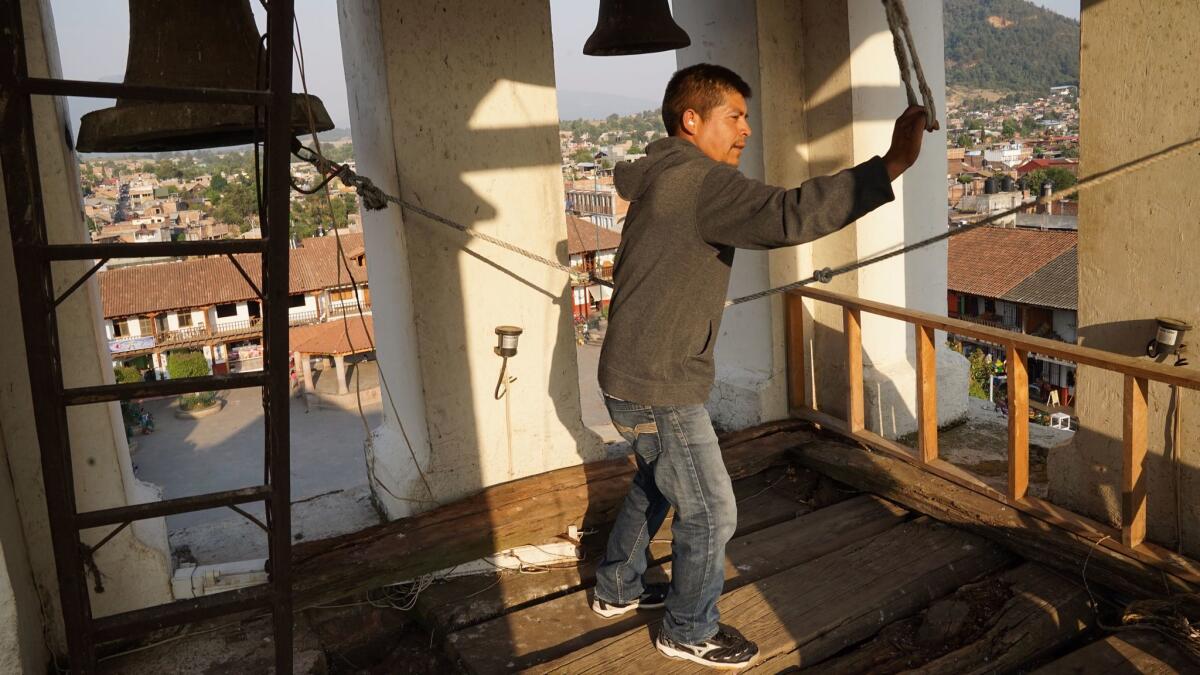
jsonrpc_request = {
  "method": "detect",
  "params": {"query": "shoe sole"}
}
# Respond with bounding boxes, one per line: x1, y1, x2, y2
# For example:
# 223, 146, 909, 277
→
591, 598, 638, 618
655, 639, 757, 670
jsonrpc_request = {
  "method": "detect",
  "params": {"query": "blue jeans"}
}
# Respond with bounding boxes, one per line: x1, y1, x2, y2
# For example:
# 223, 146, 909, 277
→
594, 394, 737, 644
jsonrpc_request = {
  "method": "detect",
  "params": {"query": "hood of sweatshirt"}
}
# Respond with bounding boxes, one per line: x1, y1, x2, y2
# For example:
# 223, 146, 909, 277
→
613, 137, 707, 202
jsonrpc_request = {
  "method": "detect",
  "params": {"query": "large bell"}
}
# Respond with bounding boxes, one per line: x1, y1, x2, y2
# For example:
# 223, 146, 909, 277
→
583, 0, 691, 56
76, 0, 334, 153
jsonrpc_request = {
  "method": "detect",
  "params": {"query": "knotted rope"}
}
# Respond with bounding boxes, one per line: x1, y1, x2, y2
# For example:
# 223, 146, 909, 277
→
883, 0, 939, 131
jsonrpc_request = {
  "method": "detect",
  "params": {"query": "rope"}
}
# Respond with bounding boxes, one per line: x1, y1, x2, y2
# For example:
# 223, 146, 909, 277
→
296, 132, 1200, 311
317, 160, 587, 283
883, 0, 938, 131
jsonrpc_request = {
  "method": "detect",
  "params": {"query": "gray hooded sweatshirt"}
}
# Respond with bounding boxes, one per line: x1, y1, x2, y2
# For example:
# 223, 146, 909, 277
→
597, 137, 895, 405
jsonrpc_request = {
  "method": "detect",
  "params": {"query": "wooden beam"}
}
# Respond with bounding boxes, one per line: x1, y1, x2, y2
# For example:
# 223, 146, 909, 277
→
845, 307, 864, 432
786, 291, 806, 411
916, 324, 938, 463
791, 435, 1200, 600
1007, 346, 1029, 500
808, 563, 1093, 675
290, 428, 814, 607
1122, 375, 1149, 548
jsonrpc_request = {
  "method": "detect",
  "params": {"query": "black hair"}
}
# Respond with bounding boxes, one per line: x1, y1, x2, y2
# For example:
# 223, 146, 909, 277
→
662, 63, 752, 136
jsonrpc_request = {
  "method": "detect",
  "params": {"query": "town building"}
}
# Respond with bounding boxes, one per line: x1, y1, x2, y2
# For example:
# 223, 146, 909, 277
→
100, 233, 370, 378
948, 226, 1078, 405
564, 214, 619, 319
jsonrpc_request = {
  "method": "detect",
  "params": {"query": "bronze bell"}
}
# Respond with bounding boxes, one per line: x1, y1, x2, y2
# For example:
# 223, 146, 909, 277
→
583, 0, 691, 56
76, 0, 334, 153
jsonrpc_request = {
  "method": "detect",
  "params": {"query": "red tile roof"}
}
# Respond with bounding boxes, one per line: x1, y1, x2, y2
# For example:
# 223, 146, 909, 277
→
947, 226, 1077, 299
99, 233, 366, 318
290, 315, 374, 356
566, 215, 621, 255
1016, 158, 1078, 175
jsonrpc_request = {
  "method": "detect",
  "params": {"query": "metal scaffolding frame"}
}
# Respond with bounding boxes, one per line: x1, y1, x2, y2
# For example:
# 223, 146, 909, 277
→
0, 1, 296, 672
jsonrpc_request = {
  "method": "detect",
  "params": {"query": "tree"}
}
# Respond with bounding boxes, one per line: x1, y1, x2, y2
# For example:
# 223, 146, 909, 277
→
212, 179, 258, 229
954, 133, 974, 148
114, 365, 142, 384
571, 148, 594, 164
1025, 167, 1077, 194
1001, 118, 1017, 139
627, 144, 644, 155
167, 350, 209, 379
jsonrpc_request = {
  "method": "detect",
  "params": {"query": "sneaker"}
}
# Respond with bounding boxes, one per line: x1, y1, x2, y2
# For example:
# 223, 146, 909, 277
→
591, 582, 670, 618
655, 623, 759, 670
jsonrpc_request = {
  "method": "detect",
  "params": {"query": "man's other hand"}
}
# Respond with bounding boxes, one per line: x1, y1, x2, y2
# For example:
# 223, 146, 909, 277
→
883, 105, 935, 181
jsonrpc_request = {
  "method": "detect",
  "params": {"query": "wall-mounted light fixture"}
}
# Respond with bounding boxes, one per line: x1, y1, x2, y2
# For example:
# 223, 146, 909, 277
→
494, 325, 523, 359
1148, 317, 1192, 366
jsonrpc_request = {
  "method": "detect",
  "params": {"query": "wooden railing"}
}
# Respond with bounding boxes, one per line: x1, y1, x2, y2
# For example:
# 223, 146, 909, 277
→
785, 286, 1200, 582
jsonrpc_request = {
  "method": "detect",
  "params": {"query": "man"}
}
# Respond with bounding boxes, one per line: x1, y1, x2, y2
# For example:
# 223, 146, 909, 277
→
590, 64, 930, 670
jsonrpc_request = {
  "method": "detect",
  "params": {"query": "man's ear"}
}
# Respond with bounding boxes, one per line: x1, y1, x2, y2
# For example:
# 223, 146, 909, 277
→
681, 109, 700, 136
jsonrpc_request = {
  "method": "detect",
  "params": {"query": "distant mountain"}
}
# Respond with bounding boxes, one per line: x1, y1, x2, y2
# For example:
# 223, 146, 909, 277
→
556, 90, 659, 121
944, 0, 1079, 94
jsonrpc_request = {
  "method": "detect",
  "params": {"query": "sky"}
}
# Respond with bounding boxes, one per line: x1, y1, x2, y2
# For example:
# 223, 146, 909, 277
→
48, 0, 1078, 130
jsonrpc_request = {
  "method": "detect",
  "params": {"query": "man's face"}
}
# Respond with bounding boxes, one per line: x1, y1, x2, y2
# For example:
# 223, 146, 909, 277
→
682, 91, 751, 167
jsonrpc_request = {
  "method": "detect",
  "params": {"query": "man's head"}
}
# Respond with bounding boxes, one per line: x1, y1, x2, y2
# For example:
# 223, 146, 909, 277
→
662, 64, 752, 166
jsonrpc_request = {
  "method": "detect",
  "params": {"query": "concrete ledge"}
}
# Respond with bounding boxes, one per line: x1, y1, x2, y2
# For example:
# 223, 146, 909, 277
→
306, 386, 382, 410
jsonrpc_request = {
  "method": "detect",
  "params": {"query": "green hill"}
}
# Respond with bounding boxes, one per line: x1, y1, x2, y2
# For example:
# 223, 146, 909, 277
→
944, 0, 1079, 94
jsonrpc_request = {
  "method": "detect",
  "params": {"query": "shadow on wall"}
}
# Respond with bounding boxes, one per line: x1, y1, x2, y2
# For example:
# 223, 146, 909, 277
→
1052, 319, 1200, 559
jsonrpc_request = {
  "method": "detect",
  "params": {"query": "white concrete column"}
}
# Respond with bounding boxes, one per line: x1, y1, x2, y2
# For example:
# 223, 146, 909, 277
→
674, 2, 783, 431
0, 0, 172, 657
334, 355, 349, 396
337, 0, 435, 518
340, 0, 604, 516
301, 353, 313, 394
843, 0, 964, 438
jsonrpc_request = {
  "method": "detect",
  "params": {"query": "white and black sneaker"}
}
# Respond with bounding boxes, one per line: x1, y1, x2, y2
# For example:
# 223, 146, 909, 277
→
590, 582, 670, 618
655, 623, 759, 670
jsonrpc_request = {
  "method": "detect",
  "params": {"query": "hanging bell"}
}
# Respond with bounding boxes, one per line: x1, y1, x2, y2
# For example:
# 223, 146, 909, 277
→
583, 0, 691, 56
76, 0, 334, 153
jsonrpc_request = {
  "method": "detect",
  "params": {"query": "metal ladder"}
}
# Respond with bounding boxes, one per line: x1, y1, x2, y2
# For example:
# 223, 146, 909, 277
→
0, 1, 297, 672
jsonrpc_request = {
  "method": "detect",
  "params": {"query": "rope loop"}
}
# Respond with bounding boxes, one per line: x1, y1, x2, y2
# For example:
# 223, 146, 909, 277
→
882, 0, 938, 131
815, 267, 835, 284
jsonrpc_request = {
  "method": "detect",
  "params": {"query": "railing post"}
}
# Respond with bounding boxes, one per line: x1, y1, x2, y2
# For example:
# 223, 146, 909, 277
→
786, 292, 806, 412
845, 307, 864, 432
1006, 346, 1029, 500
916, 324, 938, 463
1122, 375, 1149, 547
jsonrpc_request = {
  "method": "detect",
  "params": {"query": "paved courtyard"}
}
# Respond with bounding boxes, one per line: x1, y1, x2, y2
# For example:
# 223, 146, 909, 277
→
132, 383, 380, 536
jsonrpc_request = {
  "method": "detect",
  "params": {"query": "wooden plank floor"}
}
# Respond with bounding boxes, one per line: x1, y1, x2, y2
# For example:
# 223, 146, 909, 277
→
415, 464, 823, 634
447, 496, 909, 672
418, 434, 1196, 674
532, 517, 1013, 673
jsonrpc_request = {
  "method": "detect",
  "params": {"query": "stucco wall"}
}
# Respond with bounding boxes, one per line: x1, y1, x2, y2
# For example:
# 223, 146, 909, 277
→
1051, 0, 1200, 556
341, 0, 604, 514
